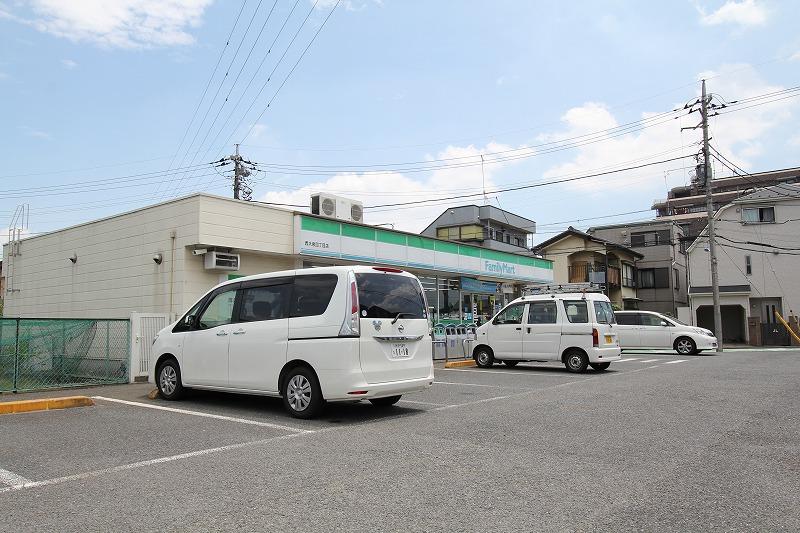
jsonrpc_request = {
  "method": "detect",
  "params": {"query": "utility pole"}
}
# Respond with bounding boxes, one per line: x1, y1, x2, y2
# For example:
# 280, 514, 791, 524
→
232, 143, 242, 200
701, 79, 724, 352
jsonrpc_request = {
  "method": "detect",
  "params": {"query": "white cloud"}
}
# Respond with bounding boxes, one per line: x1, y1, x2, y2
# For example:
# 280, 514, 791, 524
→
60, 58, 77, 69
697, 0, 768, 28
790, 51, 800, 61
21, 126, 52, 140
537, 64, 797, 192
313, 0, 382, 12
3, 0, 213, 49
259, 142, 517, 232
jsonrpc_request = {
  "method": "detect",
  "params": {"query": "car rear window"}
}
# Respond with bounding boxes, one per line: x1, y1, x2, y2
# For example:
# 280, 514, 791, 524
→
355, 273, 427, 320
593, 300, 616, 324
563, 300, 589, 323
291, 274, 338, 318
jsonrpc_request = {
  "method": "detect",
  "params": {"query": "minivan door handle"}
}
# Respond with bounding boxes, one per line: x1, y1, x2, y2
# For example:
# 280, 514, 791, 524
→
216, 331, 228, 337
515, 327, 522, 331
527, 327, 531, 334
232, 329, 246, 335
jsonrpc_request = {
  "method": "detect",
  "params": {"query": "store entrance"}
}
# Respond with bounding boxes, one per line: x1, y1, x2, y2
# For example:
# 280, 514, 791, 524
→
462, 293, 499, 326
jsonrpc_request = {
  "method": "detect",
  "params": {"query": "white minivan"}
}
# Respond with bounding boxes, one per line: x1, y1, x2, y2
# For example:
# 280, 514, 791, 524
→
472, 292, 621, 373
150, 265, 434, 418
614, 310, 718, 355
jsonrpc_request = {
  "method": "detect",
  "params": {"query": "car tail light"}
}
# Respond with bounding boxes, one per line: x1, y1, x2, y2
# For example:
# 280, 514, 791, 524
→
339, 271, 360, 337
592, 328, 599, 347
372, 266, 403, 273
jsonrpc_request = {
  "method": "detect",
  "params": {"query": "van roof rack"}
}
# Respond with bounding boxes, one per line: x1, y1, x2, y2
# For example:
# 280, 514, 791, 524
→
522, 282, 604, 296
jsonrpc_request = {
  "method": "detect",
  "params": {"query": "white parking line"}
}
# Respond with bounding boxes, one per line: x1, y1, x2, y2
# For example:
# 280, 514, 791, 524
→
434, 381, 505, 388
0, 432, 310, 494
638, 359, 660, 363
398, 399, 447, 407
92, 396, 310, 434
617, 358, 640, 362
663, 359, 687, 364
0, 467, 32, 487
438, 368, 568, 377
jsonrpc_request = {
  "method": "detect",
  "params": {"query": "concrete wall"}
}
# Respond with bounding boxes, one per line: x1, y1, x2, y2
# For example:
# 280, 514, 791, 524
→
3, 197, 202, 319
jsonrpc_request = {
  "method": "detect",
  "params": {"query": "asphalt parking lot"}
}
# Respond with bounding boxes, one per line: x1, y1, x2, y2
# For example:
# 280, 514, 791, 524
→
2, 348, 799, 532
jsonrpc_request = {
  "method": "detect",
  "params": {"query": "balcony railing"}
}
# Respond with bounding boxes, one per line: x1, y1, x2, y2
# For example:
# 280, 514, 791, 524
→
568, 262, 621, 288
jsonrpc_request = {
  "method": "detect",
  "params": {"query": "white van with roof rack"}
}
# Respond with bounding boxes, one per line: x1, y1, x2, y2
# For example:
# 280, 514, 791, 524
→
150, 265, 434, 418
471, 286, 621, 373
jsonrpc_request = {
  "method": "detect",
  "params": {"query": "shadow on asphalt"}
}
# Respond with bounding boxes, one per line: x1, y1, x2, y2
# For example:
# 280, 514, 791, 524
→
158, 388, 428, 426
486, 364, 611, 375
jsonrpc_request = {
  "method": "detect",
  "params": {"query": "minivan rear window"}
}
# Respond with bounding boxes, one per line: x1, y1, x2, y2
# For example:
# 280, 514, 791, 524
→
355, 273, 426, 320
593, 300, 616, 324
291, 274, 338, 318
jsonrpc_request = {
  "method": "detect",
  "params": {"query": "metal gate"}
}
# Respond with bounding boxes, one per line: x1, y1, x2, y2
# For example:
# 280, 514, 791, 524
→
130, 313, 169, 382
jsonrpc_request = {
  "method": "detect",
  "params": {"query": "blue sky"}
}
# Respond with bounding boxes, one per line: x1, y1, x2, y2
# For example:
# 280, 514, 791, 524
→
1, 0, 798, 241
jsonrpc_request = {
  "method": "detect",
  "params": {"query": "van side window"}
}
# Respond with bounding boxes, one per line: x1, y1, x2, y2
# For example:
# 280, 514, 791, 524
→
639, 314, 664, 327
291, 274, 338, 318
197, 290, 237, 329
527, 302, 557, 324
493, 304, 525, 325
563, 300, 589, 323
239, 284, 291, 322
615, 314, 637, 325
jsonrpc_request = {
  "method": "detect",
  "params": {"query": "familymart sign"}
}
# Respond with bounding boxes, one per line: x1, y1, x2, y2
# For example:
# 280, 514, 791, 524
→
294, 215, 553, 283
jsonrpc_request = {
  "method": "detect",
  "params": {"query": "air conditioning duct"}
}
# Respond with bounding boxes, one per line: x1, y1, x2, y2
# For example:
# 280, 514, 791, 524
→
311, 193, 364, 223
204, 251, 240, 271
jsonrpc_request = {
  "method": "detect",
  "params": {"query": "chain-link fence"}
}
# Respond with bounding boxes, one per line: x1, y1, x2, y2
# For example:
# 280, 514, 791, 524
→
0, 318, 129, 393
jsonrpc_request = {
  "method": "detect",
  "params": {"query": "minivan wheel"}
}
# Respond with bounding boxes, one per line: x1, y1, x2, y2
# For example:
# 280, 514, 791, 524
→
157, 358, 184, 400
503, 360, 519, 367
474, 348, 494, 368
369, 395, 402, 408
564, 350, 589, 373
590, 362, 610, 371
675, 337, 697, 356
282, 367, 324, 419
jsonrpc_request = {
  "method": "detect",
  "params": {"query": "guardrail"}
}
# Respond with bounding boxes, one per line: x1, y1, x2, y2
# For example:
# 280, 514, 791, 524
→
0, 318, 129, 393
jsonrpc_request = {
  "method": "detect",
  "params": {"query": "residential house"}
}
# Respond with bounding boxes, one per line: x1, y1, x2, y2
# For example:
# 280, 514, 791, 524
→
420, 205, 535, 254
588, 220, 687, 316
688, 184, 800, 345
533, 227, 643, 310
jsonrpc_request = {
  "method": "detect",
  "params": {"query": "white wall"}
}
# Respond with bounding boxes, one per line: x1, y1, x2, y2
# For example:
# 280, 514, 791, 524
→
3, 197, 202, 319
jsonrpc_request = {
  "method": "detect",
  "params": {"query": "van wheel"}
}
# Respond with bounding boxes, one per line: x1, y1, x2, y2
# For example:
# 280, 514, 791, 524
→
503, 361, 519, 367
369, 395, 402, 408
282, 367, 324, 419
590, 362, 610, 371
157, 358, 184, 400
675, 337, 697, 355
564, 350, 589, 373
474, 347, 494, 368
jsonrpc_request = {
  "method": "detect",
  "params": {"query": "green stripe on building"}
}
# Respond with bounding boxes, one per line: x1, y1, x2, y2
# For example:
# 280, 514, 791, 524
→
342, 224, 375, 240
301, 216, 340, 235
459, 245, 481, 258
407, 235, 436, 250
377, 229, 407, 245
435, 240, 459, 254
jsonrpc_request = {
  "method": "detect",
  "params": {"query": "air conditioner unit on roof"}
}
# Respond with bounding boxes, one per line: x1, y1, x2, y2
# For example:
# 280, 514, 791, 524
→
204, 251, 240, 271
311, 193, 364, 223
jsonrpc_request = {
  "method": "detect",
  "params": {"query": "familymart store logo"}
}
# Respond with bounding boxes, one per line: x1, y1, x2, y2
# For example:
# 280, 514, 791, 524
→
484, 260, 516, 276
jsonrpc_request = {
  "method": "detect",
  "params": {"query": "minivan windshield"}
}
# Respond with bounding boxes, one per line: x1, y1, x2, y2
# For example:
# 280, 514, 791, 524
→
593, 300, 617, 324
355, 273, 427, 320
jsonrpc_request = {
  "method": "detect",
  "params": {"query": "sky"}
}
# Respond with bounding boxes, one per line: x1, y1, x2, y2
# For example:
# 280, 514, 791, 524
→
0, 0, 798, 243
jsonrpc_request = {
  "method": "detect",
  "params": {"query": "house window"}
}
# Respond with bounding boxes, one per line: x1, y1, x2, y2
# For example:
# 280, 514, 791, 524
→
674, 268, 680, 291
630, 230, 671, 247
742, 206, 775, 224
638, 268, 670, 289
622, 263, 635, 287
745, 255, 752, 276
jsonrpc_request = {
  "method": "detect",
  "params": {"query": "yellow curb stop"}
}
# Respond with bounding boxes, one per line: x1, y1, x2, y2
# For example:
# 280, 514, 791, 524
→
0, 396, 94, 415
443, 359, 477, 368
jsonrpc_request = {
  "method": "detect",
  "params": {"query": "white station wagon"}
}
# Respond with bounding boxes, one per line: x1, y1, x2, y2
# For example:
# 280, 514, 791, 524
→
614, 310, 718, 355
150, 266, 434, 418
472, 291, 621, 373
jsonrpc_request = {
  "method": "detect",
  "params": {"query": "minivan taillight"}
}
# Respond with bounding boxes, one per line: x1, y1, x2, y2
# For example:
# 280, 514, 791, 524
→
592, 328, 599, 347
339, 271, 360, 337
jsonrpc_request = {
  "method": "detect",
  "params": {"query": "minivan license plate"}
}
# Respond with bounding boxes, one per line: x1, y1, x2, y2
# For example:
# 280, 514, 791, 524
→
390, 343, 410, 358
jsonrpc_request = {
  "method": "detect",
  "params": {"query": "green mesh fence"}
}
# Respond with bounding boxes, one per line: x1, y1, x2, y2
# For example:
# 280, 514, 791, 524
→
0, 318, 130, 392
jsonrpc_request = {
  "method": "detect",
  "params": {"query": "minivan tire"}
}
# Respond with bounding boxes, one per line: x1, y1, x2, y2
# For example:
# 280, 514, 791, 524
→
156, 358, 184, 400
564, 350, 589, 373
369, 395, 402, 408
474, 347, 494, 368
590, 362, 610, 371
675, 337, 697, 356
282, 366, 324, 419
